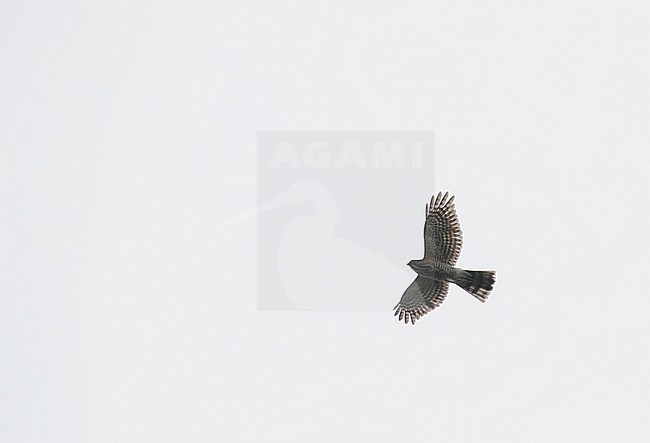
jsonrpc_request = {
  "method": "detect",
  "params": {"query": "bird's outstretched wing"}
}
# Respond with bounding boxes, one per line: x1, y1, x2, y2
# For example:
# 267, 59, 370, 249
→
424, 192, 463, 265
393, 276, 449, 324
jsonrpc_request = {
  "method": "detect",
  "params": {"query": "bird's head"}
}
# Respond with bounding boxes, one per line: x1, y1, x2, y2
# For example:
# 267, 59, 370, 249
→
407, 260, 428, 273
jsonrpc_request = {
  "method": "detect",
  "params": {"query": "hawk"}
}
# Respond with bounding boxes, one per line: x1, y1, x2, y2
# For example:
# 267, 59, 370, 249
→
393, 192, 496, 324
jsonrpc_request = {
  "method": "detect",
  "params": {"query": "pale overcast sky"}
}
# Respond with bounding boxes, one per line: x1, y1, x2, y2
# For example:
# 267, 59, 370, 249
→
2, 1, 649, 441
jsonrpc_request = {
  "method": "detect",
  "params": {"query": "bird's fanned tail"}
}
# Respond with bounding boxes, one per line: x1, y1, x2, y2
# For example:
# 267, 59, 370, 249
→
454, 270, 496, 303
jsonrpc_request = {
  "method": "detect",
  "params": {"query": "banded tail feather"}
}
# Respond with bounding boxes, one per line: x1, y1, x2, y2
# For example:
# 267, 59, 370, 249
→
455, 270, 496, 303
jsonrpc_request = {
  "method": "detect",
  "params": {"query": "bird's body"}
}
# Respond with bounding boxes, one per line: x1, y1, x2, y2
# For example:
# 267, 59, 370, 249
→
406, 259, 454, 279
393, 192, 496, 324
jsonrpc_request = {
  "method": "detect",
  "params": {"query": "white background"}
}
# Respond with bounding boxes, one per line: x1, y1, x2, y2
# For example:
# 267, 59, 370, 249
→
2, 1, 649, 441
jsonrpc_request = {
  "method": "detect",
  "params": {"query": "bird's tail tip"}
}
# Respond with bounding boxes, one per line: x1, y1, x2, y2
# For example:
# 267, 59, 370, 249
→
456, 270, 495, 302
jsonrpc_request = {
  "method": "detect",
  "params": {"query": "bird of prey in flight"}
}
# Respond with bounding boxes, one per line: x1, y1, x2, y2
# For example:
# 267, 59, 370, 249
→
393, 192, 496, 324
